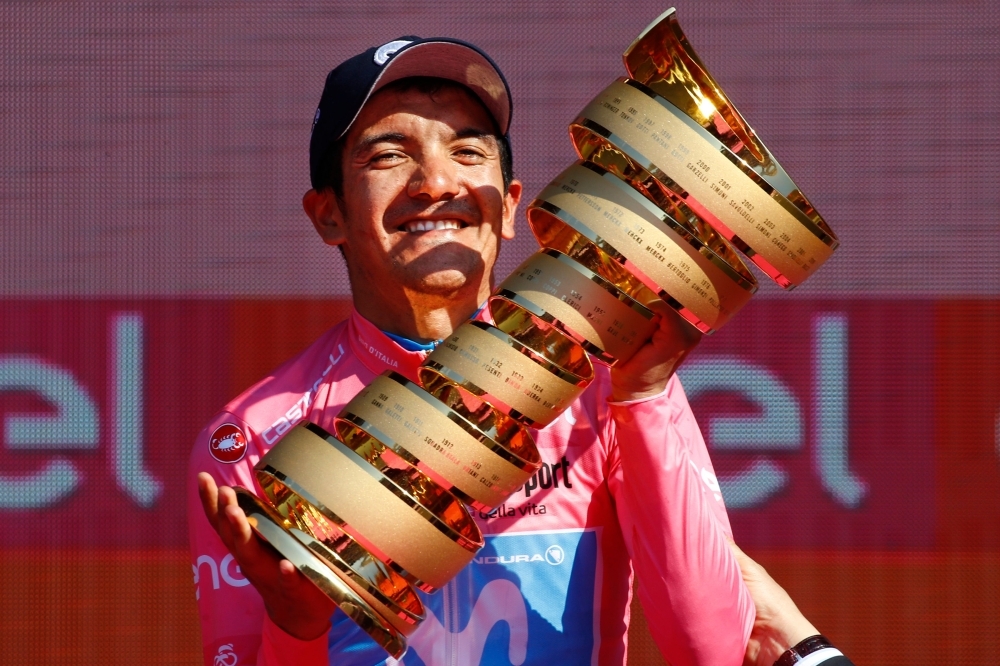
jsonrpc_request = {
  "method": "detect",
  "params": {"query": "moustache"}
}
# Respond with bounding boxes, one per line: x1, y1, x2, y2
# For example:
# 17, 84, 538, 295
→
387, 200, 481, 227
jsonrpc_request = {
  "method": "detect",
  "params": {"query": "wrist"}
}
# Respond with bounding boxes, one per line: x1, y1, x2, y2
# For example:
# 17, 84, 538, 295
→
609, 381, 669, 403
609, 353, 685, 402
754, 617, 819, 665
774, 635, 840, 666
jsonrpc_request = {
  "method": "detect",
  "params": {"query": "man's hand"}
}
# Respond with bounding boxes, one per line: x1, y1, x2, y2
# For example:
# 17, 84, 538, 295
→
610, 304, 702, 402
728, 541, 819, 666
198, 472, 336, 641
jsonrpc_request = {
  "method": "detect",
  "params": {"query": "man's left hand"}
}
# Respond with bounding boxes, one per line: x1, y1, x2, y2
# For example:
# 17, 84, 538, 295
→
198, 472, 336, 641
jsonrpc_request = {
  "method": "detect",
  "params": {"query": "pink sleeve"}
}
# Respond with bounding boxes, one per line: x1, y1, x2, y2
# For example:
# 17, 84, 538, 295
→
606, 375, 754, 666
188, 413, 329, 666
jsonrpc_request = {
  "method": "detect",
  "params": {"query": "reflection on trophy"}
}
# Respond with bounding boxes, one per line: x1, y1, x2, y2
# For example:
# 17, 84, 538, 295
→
234, 7, 838, 657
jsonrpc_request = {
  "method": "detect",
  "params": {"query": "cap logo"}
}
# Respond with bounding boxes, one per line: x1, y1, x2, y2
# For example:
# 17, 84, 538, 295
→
374, 40, 412, 66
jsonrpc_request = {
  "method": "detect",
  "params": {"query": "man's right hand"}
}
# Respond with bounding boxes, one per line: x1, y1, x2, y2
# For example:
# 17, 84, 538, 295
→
197, 472, 336, 641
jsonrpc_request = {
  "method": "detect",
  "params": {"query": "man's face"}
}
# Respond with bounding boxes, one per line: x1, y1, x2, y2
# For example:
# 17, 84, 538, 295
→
311, 83, 521, 305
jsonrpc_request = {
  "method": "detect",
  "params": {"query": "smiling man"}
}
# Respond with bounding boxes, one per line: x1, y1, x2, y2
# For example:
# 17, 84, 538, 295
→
304, 77, 519, 344
188, 37, 756, 666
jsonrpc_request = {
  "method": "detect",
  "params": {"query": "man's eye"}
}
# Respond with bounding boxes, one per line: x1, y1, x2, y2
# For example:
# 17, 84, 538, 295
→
370, 152, 404, 164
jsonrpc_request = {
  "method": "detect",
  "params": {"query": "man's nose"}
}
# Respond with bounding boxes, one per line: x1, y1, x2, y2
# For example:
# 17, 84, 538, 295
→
407, 152, 461, 200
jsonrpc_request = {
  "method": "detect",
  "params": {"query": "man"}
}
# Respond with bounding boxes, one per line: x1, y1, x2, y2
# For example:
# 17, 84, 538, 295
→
190, 36, 850, 666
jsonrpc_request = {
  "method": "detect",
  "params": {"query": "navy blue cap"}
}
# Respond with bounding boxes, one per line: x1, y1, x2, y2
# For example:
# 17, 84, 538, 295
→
309, 37, 512, 190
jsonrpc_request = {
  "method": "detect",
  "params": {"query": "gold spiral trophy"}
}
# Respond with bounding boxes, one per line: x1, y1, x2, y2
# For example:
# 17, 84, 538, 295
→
234, 8, 839, 657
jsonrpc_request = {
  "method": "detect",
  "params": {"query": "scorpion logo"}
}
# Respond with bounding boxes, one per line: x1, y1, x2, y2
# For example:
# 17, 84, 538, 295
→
209, 423, 248, 464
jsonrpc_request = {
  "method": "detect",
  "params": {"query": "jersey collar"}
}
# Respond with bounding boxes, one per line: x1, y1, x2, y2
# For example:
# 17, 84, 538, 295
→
346, 305, 492, 381
347, 309, 428, 381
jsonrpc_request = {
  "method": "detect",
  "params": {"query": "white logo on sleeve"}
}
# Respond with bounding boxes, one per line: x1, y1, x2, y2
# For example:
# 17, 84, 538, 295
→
213, 644, 237, 666
374, 40, 413, 65
193, 553, 250, 600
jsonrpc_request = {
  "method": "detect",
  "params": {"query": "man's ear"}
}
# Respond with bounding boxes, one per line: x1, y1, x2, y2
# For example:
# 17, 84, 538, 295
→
500, 180, 522, 241
303, 188, 347, 246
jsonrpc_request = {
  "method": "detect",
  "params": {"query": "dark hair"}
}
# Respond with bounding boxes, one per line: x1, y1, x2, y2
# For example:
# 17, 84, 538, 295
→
313, 76, 513, 196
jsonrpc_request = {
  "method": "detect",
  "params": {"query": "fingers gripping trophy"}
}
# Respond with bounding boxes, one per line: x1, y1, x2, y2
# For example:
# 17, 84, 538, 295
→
234, 8, 839, 657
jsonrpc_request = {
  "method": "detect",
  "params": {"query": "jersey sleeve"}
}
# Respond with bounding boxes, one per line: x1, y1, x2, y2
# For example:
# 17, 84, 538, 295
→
605, 375, 754, 666
188, 412, 330, 666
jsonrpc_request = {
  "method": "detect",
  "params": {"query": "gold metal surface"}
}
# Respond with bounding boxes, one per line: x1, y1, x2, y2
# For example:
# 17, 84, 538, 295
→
418, 371, 540, 468
250, 473, 424, 636
623, 8, 834, 240
293, 528, 422, 638
528, 161, 756, 332
623, 8, 766, 165
422, 321, 592, 428
521, 215, 662, 309
234, 488, 408, 658
256, 463, 431, 593
571, 78, 837, 287
332, 423, 482, 550
492, 249, 656, 363
489, 302, 592, 378
336, 373, 539, 509
256, 423, 482, 591
569, 139, 752, 282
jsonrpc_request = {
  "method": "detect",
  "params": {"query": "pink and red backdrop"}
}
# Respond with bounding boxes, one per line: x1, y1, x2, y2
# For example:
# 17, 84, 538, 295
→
2, 1, 998, 663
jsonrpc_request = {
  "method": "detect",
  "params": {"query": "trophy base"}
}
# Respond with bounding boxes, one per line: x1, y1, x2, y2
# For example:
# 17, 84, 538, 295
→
234, 488, 408, 658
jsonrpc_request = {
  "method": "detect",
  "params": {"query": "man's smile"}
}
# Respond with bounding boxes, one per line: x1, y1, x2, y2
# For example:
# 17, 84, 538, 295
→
401, 219, 468, 233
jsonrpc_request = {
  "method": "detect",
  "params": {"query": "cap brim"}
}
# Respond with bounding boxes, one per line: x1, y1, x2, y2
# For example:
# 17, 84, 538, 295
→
345, 40, 511, 139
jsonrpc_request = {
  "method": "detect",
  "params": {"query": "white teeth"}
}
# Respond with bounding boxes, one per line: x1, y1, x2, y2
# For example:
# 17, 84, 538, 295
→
404, 219, 463, 233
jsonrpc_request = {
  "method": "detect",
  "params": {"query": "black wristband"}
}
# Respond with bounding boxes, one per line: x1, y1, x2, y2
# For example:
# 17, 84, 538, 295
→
774, 635, 836, 666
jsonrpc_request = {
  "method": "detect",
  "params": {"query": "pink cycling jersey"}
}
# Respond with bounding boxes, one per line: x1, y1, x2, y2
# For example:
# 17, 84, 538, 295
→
188, 309, 753, 666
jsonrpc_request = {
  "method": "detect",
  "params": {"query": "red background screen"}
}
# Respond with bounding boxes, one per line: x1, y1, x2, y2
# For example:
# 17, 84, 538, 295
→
2, 1, 998, 663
